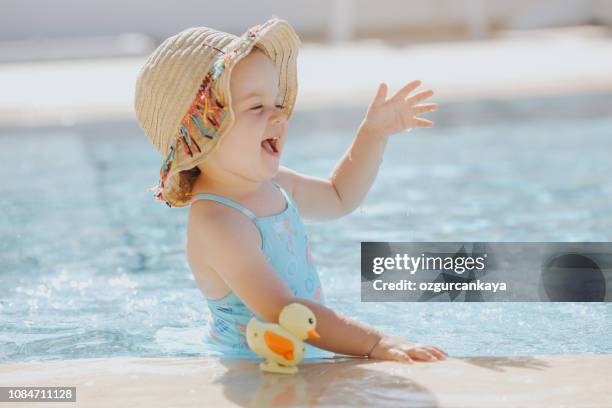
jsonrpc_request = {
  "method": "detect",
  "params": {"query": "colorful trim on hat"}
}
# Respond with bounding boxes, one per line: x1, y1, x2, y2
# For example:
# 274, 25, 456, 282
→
148, 19, 276, 207
148, 70, 227, 206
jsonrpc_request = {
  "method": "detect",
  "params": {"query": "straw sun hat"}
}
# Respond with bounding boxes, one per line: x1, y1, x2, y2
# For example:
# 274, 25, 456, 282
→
134, 17, 301, 208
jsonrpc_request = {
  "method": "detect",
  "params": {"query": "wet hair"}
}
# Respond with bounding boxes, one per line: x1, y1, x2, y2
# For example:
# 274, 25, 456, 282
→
177, 166, 201, 201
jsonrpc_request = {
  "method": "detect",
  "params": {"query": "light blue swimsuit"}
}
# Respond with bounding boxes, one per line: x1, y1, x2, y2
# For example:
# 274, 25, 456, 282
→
192, 181, 333, 359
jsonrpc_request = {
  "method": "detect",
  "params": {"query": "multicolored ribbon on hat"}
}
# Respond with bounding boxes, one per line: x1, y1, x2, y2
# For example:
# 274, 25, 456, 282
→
148, 20, 272, 207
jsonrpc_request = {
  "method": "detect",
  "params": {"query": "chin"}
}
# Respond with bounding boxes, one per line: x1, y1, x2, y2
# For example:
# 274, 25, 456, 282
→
256, 158, 278, 177
263, 162, 280, 177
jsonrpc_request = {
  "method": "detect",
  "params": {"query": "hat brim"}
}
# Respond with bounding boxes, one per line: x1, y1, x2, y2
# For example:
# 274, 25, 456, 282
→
158, 18, 301, 208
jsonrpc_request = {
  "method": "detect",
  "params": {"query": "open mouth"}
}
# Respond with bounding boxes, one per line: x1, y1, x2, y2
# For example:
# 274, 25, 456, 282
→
261, 136, 279, 155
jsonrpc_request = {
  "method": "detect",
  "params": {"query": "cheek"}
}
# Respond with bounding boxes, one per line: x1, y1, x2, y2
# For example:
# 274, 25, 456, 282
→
216, 118, 264, 161
233, 113, 268, 139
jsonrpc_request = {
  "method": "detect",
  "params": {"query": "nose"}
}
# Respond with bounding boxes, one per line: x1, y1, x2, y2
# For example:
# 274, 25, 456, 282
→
268, 106, 287, 125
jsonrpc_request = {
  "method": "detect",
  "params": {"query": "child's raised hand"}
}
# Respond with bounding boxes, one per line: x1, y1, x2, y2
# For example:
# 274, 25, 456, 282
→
367, 334, 448, 364
361, 80, 437, 140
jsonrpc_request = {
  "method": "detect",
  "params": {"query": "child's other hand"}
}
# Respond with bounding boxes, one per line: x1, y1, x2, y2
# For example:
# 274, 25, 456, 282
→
367, 334, 448, 364
361, 80, 437, 140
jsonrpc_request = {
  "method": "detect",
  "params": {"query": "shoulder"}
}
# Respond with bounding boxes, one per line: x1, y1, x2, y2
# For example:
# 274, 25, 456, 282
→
187, 199, 263, 258
273, 165, 298, 198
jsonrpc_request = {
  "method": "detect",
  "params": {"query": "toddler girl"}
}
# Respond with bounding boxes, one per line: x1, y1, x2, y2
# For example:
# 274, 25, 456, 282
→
134, 17, 447, 363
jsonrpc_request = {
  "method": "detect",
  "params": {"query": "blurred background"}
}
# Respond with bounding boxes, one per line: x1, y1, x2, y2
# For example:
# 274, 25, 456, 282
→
1, 1, 611, 363
2, 0, 612, 124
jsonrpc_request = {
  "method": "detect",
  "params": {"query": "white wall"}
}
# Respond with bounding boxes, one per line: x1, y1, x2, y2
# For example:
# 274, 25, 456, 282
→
1, 0, 327, 41
1, 0, 609, 42
596, 0, 612, 25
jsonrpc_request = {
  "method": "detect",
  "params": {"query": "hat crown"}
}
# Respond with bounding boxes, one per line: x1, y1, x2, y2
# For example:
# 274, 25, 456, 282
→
134, 26, 237, 156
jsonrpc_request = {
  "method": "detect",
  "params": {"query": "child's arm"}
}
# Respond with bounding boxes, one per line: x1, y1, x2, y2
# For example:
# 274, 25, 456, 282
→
189, 202, 447, 362
297, 298, 447, 362
275, 80, 436, 222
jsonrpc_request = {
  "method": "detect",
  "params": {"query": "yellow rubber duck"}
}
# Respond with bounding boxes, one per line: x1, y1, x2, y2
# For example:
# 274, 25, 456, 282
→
246, 302, 320, 374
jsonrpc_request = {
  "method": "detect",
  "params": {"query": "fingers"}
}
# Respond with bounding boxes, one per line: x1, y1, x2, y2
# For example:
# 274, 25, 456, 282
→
427, 348, 448, 360
390, 349, 414, 364
419, 346, 448, 361
370, 82, 388, 108
415, 118, 434, 128
407, 89, 434, 105
388, 346, 448, 364
413, 103, 438, 114
432, 346, 449, 358
400, 344, 447, 362
393, 80, 421, 101
410, 348, 438, 361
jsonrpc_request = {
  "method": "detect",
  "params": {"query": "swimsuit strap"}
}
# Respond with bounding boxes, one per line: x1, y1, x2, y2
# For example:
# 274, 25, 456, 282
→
192, 181, 291, 220
191, 182, 289, 250
192, 191, 263, 249
270, 180, 292, 208
192, 193, 257, 221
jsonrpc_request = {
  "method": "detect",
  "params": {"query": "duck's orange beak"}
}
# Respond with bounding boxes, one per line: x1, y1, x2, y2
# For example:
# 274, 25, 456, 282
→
307, 329, 320, 340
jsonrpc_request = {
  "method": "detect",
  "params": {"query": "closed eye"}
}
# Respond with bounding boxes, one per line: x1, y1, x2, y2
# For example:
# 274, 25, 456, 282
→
251, 104, 286, 111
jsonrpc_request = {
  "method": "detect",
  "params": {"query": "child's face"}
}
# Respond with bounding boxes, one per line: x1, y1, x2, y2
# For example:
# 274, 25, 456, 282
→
203, 48, 288, 182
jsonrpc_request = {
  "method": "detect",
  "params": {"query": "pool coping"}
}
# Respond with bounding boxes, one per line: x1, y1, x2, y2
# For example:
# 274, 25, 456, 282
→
2, 354, 610, 407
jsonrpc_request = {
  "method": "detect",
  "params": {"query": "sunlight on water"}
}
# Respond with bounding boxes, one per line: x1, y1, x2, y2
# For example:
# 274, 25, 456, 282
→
1, 107, 612, 362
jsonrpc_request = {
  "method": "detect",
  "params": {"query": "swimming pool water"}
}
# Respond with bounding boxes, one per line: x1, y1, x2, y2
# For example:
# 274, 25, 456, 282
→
1, 96, 611, 362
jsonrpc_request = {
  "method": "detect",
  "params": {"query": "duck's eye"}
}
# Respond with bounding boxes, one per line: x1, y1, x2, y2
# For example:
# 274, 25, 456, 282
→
308, 317, 314, 324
